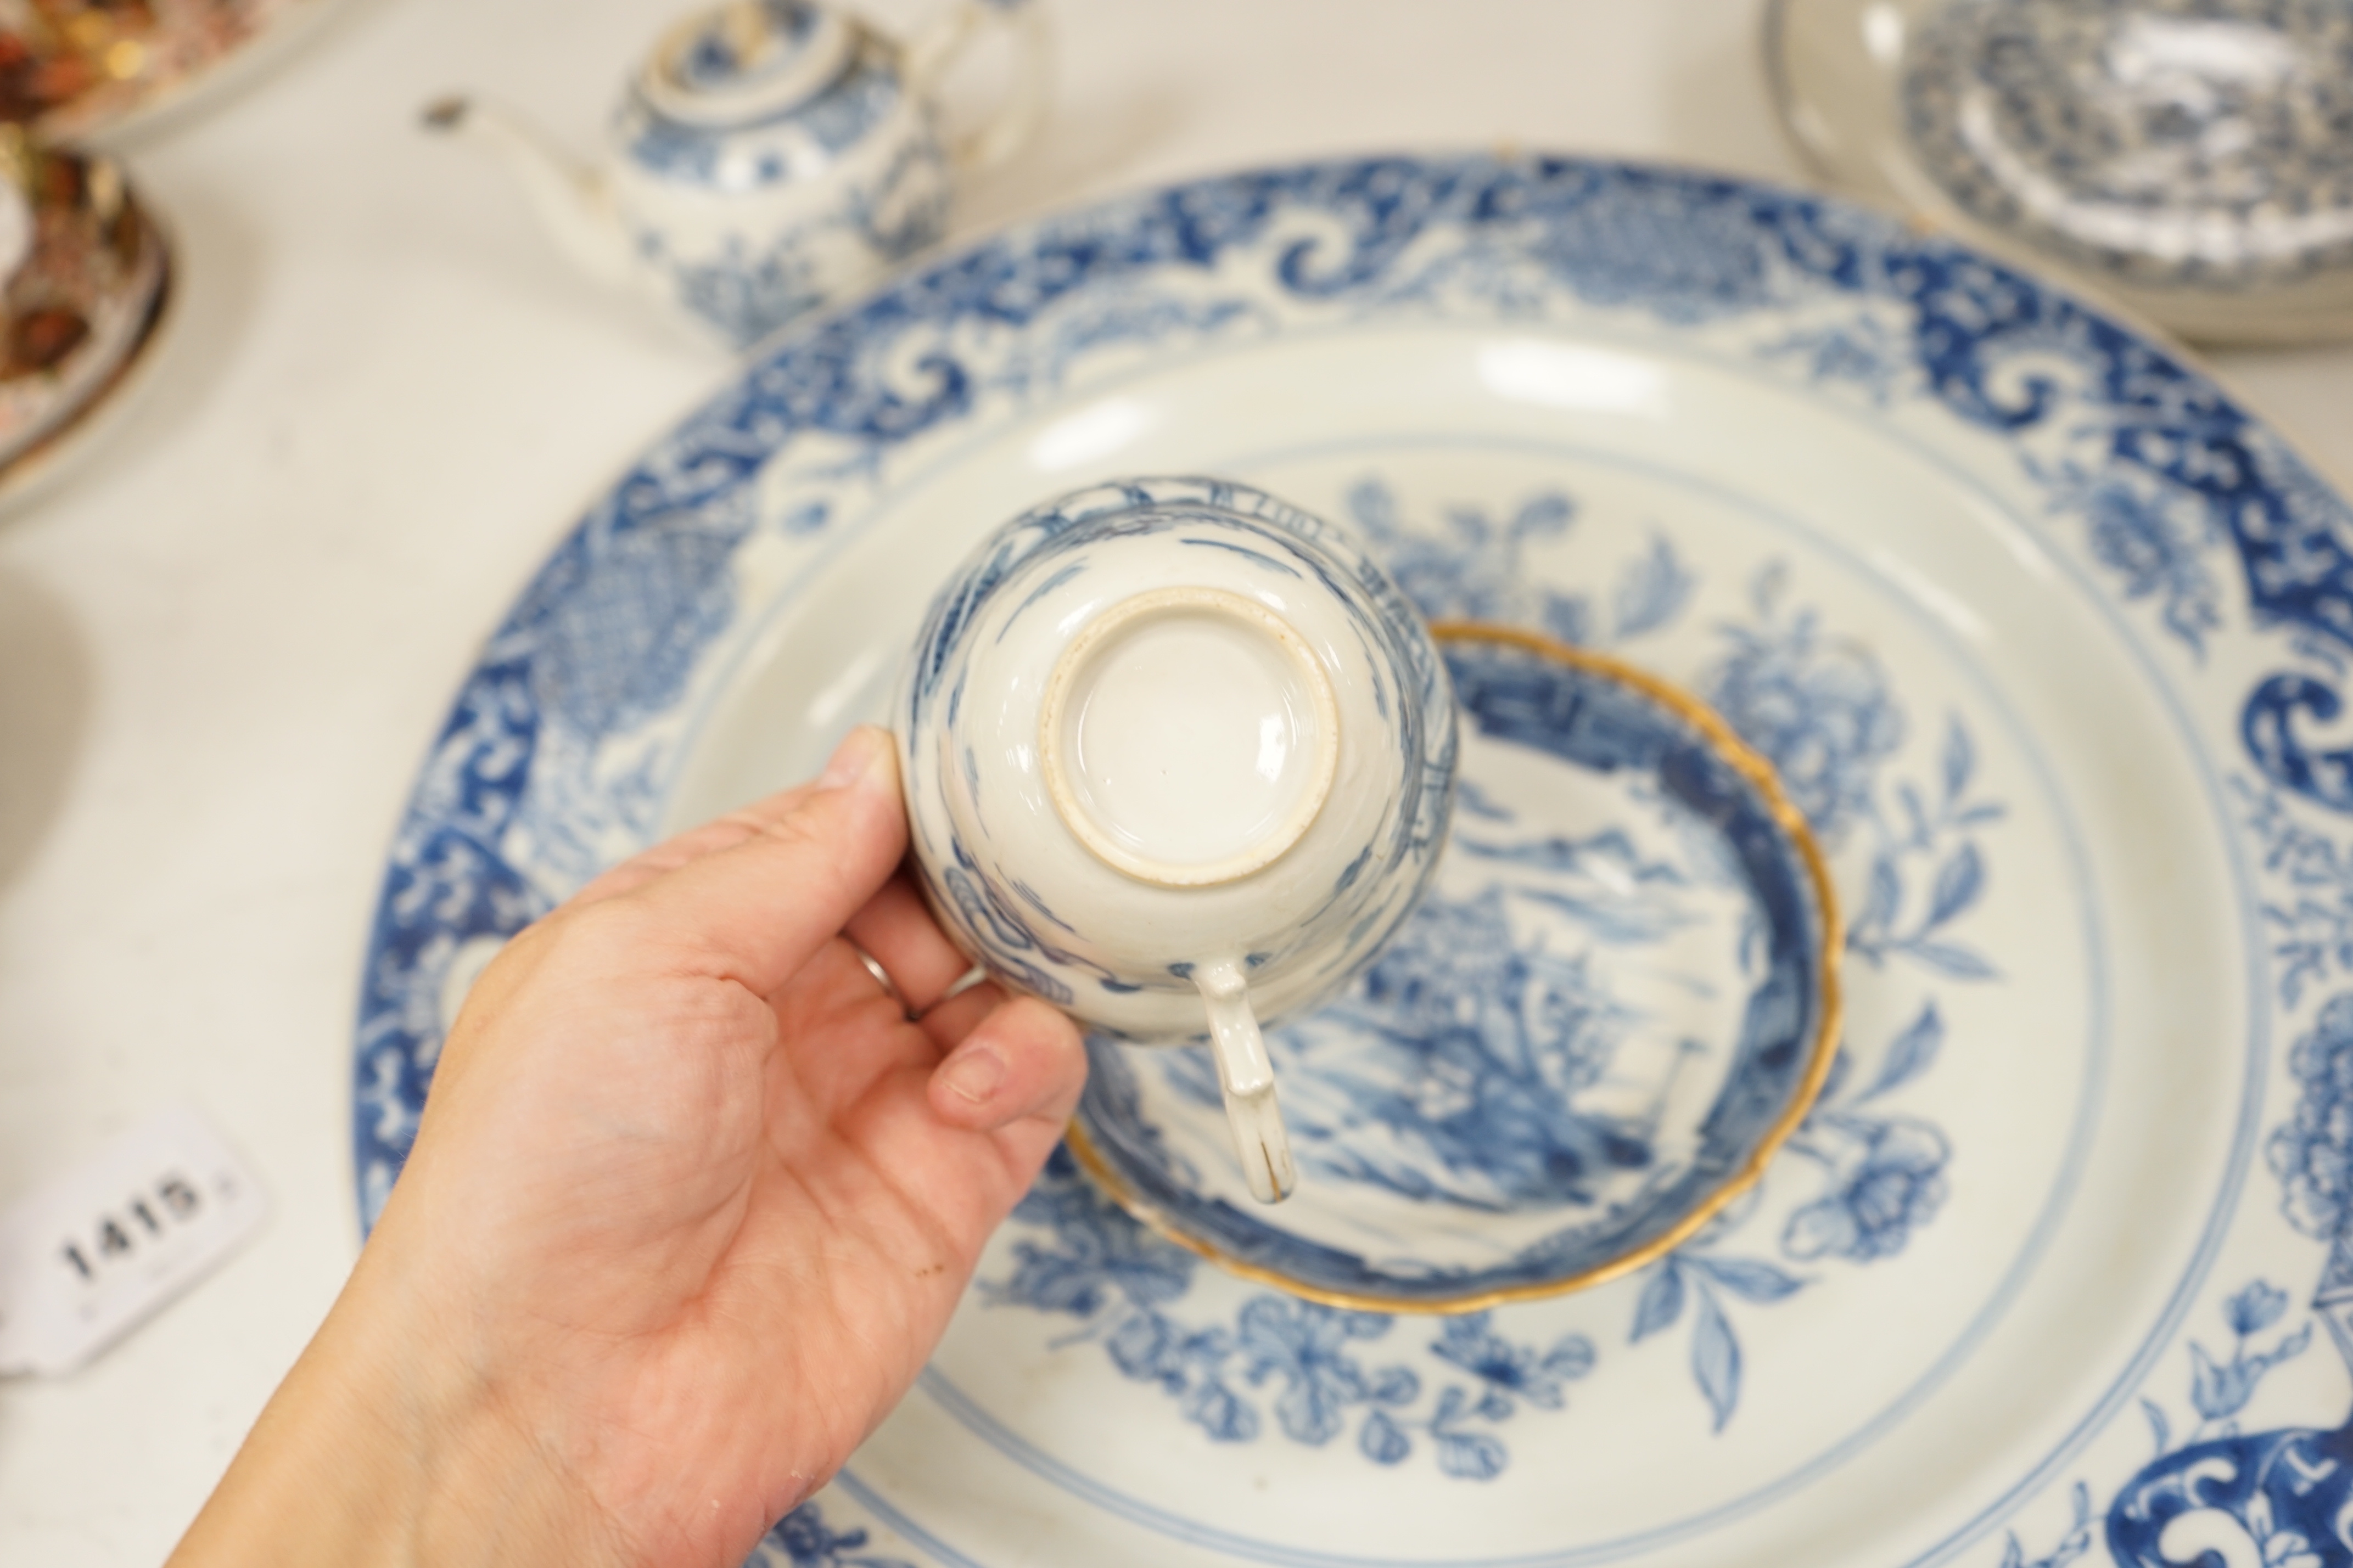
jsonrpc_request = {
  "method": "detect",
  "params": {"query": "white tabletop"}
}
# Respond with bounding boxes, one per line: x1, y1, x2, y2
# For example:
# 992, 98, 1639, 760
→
1, 0, 2346, 1560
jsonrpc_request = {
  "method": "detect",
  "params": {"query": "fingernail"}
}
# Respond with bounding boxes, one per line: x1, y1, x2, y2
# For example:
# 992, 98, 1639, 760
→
817, 726, 886, 791
937, 1042, 1006, 1105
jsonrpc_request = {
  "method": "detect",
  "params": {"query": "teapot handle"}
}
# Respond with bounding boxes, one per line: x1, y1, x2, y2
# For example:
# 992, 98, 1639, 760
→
900, 0, 1054, 175
1194, 957, 1298, 1205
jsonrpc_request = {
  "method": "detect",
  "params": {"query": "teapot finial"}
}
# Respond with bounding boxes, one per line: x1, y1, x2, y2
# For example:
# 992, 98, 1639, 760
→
638, 0, 858, 127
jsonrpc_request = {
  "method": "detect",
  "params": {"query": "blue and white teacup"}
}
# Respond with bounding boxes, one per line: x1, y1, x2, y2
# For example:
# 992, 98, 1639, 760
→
895, 477, 1458, 1202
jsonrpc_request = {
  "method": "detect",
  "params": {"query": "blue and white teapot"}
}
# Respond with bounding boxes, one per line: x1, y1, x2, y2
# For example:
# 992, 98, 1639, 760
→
427, 0, 1050, 350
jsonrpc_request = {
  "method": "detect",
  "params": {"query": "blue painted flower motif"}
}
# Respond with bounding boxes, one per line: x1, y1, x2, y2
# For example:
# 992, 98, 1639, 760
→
983, 1153, 1615, 1478
2077, 478, 2223, 656
1703, 565, 1904, 843
2269, 992, 2353, 1243
1345, 476, 1589, 643
756, 1502, 916, 1568
2238, 782, 2353, 1008
1342, 476, 1695, 649
1430, 1312, 1595, 1418
2225, 1279, 2291, 1337
1236, 1296, 1410, 1446
1782, 1119, 1952, 1263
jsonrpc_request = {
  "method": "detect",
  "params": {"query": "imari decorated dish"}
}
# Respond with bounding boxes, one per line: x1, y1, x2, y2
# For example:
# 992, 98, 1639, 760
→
0, 134, 171, 502
1070, 623, 1841, 1310
1765, 0, 2353, 344
0, 0, 343, 143
356, 155, 2353, 1566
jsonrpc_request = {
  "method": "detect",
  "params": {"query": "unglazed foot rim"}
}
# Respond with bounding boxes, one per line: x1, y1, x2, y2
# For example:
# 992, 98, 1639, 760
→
1039, 585, 1341, 888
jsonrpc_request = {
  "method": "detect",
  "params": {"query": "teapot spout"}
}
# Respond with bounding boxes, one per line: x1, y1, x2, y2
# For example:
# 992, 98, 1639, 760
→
421, 96, 634, 289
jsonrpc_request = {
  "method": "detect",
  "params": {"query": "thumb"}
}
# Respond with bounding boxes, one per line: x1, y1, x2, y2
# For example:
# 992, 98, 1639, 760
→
619, 726, 910, 996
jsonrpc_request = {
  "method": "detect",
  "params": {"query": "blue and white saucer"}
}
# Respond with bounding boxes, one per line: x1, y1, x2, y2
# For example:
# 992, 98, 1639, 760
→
1766, 0, 2353, 343
357, 155, 2353, 1568
1071, 626, 1840, 1312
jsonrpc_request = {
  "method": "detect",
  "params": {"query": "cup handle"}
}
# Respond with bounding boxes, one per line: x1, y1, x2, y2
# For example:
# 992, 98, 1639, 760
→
1193, 957, 1297, 1204
900, 0, 1055, 175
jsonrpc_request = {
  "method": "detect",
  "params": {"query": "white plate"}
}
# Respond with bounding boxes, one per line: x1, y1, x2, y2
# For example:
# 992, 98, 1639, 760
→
1764, 0, 2353, 345
355, 155, 2352, 1568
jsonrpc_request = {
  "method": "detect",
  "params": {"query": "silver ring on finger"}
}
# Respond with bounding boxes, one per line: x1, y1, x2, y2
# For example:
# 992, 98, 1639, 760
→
848, 941, 918, 1021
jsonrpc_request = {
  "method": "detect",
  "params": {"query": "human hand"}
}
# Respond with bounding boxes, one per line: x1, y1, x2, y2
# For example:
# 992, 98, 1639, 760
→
171, 726, 1088, 1568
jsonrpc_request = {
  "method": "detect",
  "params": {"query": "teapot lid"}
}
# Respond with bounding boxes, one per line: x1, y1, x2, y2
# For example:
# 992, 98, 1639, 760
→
638, 0, 858, 128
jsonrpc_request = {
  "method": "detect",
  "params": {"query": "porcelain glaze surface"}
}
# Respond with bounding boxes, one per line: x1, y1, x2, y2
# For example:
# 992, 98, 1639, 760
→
1766, 0, 2353, 342
356, 156, 2347, 1566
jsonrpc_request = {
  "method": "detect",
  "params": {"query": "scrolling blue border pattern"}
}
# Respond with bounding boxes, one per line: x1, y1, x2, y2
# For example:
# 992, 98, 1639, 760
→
351, 154, 2345, 1565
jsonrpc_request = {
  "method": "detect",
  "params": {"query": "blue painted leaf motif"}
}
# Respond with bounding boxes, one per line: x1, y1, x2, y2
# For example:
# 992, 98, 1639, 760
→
1690, 1255, 1805, 1303
1540, 593, 1592, 647
1996, 1476, 2097, 1568
2188, 1341, 2241, 1421
1926, 843, 1986, 928
1185, 1378, 1259, 1444
1897, 780, 1930, 841
1912, 941, 1999, 980
1690, 1286, 1743, 1432
1611, 533, 1697, 640
1512, 492, 1575, 541
1276, 1378, 1349, 1445
1542, 1334, 1599, 1380
1632, 1262, 1686, 1341
1857, 859, 1902, 937
1434, 1428, 1509, 1482
1369, 1365, 1421, 1404
1941, 715, 1975, 803
2139, 1396, 2171, 1455
1860, 1002, 1945, 1101
1360, 1409, 1411, 1465
1107, 1310, 1174, 1384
